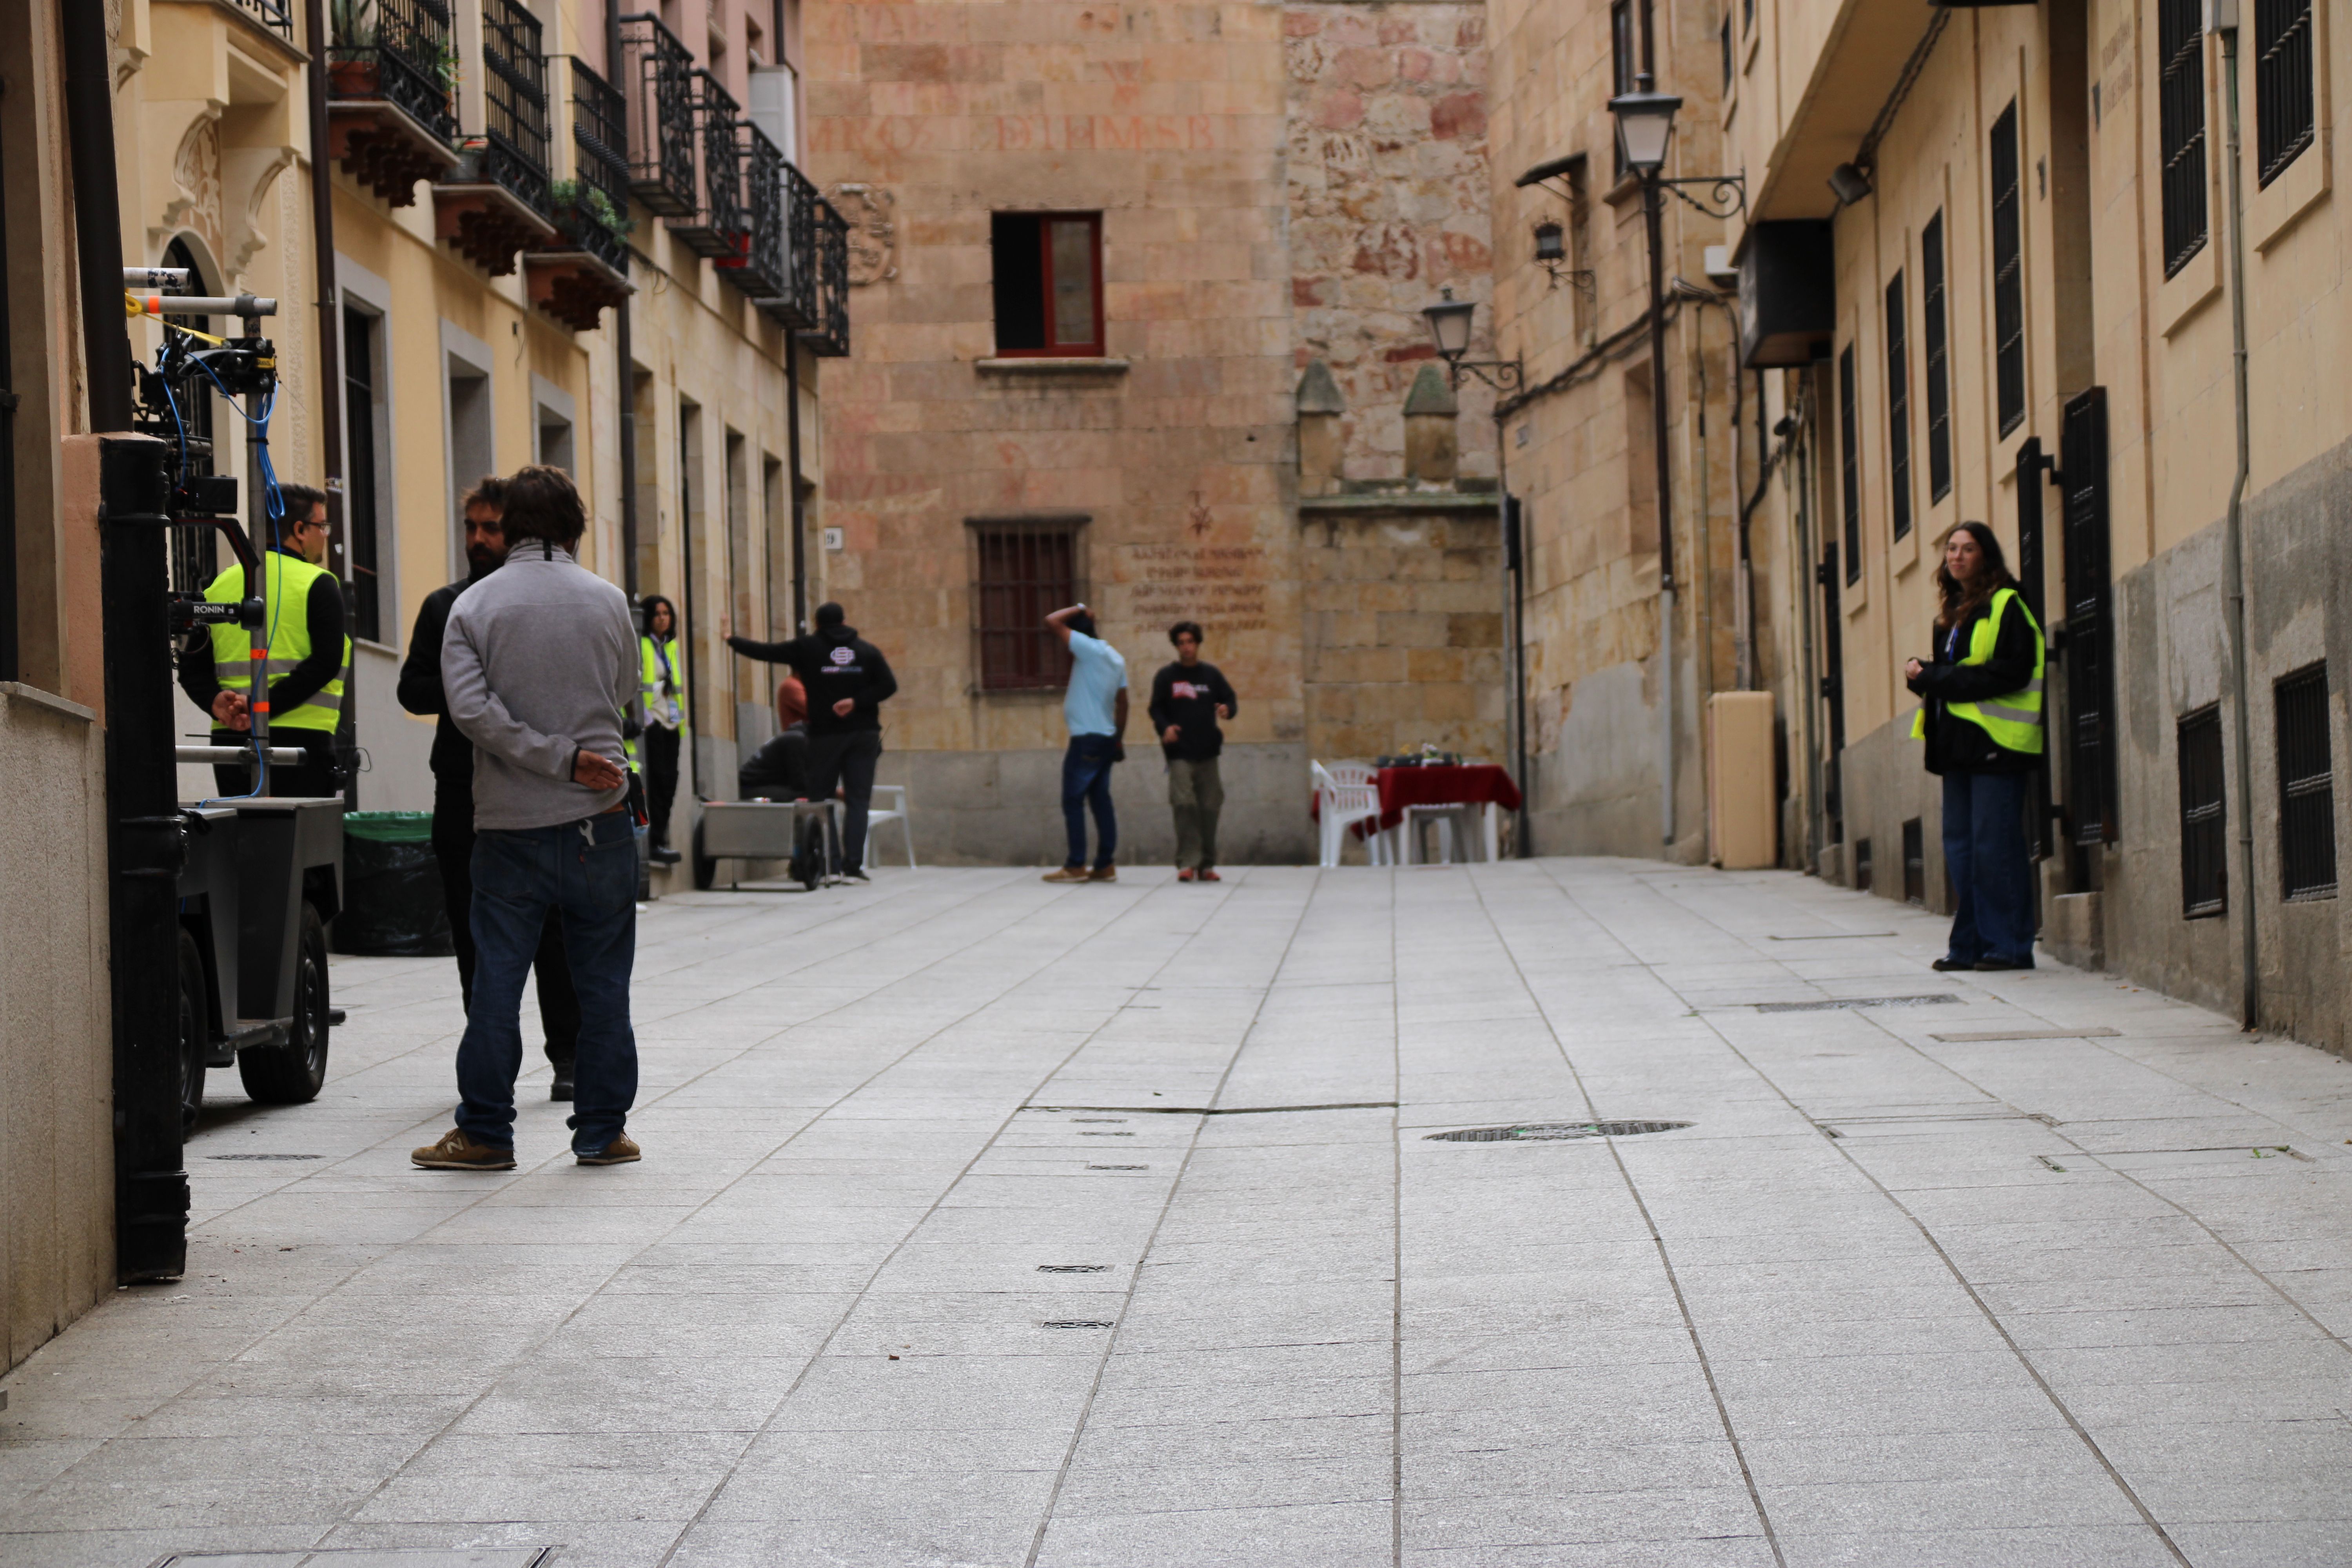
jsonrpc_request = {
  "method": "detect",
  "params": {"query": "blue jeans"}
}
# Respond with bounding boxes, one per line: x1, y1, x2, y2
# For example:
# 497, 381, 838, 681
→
456, 812, 639, 1154
1062, 735, 1119, 869
1942, 769, 2036, 967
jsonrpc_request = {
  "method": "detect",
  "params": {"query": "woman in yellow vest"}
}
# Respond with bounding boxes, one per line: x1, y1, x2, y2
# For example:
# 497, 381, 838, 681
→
1905, 521, 2046, 973
638, 595, 686, 864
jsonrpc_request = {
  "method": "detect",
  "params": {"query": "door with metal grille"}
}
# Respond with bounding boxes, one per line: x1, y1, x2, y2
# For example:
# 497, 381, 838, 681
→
2061, 387, 2116, 844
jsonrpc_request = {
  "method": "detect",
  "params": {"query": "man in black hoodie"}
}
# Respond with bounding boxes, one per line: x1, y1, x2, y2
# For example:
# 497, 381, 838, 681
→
397, 477, 581, 1096
725, 603, 899, 881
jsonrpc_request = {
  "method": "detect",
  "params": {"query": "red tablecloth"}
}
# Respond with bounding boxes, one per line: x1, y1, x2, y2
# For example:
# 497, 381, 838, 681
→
1373, 764, 1521, 831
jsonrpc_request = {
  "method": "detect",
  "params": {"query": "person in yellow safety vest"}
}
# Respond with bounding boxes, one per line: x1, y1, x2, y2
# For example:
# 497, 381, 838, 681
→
175, 483, 351, 800
637, 595, 687, 864
1904, 521, 2045, 975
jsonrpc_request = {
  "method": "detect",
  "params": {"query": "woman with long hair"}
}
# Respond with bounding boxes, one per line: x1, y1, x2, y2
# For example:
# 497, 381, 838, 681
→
638, 595, 686, 864
1904, 521, 2047, 972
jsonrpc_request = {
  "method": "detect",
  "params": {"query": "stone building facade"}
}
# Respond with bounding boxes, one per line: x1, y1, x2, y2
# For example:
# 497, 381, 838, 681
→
805, 0, 1501, 865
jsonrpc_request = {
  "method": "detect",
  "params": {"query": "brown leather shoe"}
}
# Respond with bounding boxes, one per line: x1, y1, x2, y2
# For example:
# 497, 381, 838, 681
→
577, 1133, 641, 1166
1087, 865, 1118, 882
411, 1129, 516, 1171
1042, 866, 1090, 884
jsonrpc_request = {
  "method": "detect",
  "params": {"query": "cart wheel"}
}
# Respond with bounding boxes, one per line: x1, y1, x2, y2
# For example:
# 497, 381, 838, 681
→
177, 927, 211, 1135
238, 900, 331, 1105
691, 819, 716, 891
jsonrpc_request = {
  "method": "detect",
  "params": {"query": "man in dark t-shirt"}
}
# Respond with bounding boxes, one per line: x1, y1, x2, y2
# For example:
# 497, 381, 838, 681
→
1147, 620, 1237, 882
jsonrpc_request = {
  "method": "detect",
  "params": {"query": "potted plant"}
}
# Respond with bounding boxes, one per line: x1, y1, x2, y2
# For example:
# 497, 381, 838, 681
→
546, 179, 633, 244
326, 0, 379, 97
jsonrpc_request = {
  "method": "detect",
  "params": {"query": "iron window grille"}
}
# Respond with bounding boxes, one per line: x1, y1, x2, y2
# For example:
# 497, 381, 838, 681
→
722, 122, 790, 301
2254, 0, 2315, 188
616, 14, 696, 218
804, 198, 853, 358
1609, 0, 1636, 179
2158, 0, 2210, 274
1922, 212, 1952, 502
1885, 270, 1911, 542
971, 519, 1084, 692
1902, 818, 1925, 906
328, 0, 459, 147
341, 305, 384, 644
2062, 387, 2117, 846
2178, 704, 2227, 918
755, 163, 821, 330
479, 0, 551, 215
559, 56, 630, 275
1989, 101, 2025, 436
2275, 662, 2336, 900
668, 71, 747, 261
1838, 344, 1861, 585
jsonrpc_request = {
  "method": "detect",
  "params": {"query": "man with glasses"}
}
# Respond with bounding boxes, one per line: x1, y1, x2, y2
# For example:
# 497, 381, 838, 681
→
178, 482, 351, 800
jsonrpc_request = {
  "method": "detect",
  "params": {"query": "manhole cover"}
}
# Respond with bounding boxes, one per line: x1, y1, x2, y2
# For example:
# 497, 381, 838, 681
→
1424, 1121, 1693, 1143
1042, 1320, 1116, 1329
1754, 994, 1959, 1012
1037, 1264, 1110, 1273
205, 1154, 325, 1161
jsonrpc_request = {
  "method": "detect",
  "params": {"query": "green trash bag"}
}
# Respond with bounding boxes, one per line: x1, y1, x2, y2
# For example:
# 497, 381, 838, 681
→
336, 811, 453, 957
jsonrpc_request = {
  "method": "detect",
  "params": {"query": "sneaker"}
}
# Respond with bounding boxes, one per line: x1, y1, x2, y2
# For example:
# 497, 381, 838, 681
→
577, 1134, 641, 1165
411, 1129, 515, 1171
1178, 867, 1196, 882
1042, 866, 1091, 884
842, 869, 871, 884
1931, 957, 1974, 972
1199, 869, 1221, 882
1087, 866, 1118, 882
550, 1065, 575, 1102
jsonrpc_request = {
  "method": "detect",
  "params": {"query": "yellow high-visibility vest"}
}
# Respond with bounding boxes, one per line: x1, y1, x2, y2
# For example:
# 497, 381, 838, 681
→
1910, 586, 2044, 755
204, 551, 350, 732
626, 633, 684, 767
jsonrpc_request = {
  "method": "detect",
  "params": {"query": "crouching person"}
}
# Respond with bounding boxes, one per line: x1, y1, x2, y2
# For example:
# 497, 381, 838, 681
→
414, 465, 644, 1170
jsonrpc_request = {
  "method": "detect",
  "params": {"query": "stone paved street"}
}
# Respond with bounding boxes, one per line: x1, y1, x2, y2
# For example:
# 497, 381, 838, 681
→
6, 861, 2352, 1567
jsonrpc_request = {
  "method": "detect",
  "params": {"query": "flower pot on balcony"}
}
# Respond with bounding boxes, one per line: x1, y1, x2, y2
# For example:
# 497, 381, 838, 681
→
328, 58, 380, 98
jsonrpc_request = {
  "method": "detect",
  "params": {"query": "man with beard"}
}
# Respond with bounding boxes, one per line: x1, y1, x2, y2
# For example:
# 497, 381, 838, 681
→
398, 477, 582, 1099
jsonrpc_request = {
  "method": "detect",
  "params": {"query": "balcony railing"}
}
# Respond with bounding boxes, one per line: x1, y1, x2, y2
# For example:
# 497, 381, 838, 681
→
232, 0, 296, 42
478, 0, 551, 214
804, 198, 852, 358
668, 71, 747, 261
616, 14, 696, 218
723, 123, 790, 301
327, 0, 459, 147
554, 56, 631, 276
752, 163, 820, 330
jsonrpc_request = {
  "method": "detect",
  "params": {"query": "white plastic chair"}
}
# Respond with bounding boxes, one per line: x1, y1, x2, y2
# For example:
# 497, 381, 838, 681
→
864, 784, 917, 868
1313, 760, 1385, 867
1398, 804, 1473, 865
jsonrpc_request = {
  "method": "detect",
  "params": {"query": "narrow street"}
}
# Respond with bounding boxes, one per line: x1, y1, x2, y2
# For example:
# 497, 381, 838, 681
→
6, 860, 2352, 1568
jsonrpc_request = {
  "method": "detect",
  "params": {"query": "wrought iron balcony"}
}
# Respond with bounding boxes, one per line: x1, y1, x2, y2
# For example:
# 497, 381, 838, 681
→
804, 198, 852, 358
722, 123, 790, 302
526, 56, 635, 332
616, 14, 696, 218
753, 163, 820, 331
477, 0, 551, 215
325, 0, 461, 205
668, 71, 748, 261
231, 0, 296, 42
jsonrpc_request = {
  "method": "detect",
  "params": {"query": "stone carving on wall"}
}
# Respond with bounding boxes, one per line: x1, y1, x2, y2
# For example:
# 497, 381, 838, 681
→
160, 113, 225, 261
826, 183, 897, 285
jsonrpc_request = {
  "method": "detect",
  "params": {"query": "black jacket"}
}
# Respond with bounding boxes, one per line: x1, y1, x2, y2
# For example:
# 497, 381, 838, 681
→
178, 547, 347, 726
739, 722, 811, 799
398, 566, 493, 784
1148, 660, 1237, 761
727, 625, 898, 737
1906, 591, 2043, 776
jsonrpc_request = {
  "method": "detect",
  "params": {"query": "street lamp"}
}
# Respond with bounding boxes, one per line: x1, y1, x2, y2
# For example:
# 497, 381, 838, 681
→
1606, 71, 1747, 848
1418, 287, 1523, 394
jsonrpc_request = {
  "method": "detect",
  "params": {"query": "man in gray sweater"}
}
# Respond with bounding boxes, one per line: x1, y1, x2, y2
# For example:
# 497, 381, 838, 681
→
412, 466, 644, 1171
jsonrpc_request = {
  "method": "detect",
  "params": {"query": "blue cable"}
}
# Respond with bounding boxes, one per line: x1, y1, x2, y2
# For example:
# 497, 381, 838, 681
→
188, 362, 288, 803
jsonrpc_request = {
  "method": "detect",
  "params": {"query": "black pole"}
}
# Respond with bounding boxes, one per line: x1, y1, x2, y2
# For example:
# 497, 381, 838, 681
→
60, 0, 131, 431
612, 0, 640, 597
302, 0, 356, 809
679, 419, 703, 799
785, 340, 808, 634
1642, 178, 1675, 594
1506, 493, 1530, 856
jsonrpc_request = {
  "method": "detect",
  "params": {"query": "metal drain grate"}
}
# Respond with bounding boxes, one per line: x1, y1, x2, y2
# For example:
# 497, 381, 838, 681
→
1042, 1319, 1116, 1329
205, 1153, 325, 1161
1425, 1121, 1693, 1143
1086, 1163, 1149, 1170
1078, 1132, 1134, 1137
1037, 1264, 1111, 1273
1753, 994, 1960, 1013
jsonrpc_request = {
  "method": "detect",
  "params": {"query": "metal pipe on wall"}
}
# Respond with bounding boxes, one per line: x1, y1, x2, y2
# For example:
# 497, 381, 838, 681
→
2217, 12, 2261, 1031
786, 340, 808, 634
611, 0, 641, 600
301, 0, 352, 808
61, 0, 131, 431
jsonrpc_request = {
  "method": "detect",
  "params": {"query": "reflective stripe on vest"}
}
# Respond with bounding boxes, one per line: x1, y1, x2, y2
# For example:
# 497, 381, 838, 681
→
1909, 586, 2045, 756
205, 552, 353, 731
640, 634, 685, 735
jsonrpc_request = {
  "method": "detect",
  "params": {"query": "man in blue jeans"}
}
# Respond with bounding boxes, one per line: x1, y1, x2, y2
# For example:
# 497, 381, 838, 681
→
413, 465, 645, 1170
1042, 602, 1128, 884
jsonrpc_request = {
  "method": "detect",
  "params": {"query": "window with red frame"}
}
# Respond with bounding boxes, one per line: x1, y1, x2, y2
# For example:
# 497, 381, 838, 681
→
991, 212, 1104, 357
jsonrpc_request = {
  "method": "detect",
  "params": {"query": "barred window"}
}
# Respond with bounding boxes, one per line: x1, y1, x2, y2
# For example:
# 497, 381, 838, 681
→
1838, 345, 1861, 585
1922, 212, 1953, 503
2178, 705, 2227, 918
2159, 0, 2210, 275
2276, 663, 2336, 900
971, 519, 1082, 691
1989, 101, 2026, 436
2255, 0, 2315, 187
1885, 270, 1911, 542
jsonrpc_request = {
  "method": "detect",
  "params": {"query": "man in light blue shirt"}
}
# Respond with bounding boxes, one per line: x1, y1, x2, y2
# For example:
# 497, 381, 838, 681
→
1043, 603, 1128, 883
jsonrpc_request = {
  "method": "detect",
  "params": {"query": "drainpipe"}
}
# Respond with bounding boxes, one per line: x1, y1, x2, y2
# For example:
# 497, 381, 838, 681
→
785, 341, 807, 633
302, 0, 352, 806
61, 0, 131, 430
1788, 392, 1823, 875
2216, 7, 2260, 1030
1737, 368, 1773, 690
611, 0, 640, 598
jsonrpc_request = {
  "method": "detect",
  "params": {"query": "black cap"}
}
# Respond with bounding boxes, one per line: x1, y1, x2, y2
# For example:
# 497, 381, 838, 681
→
815, 602, 846, 629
